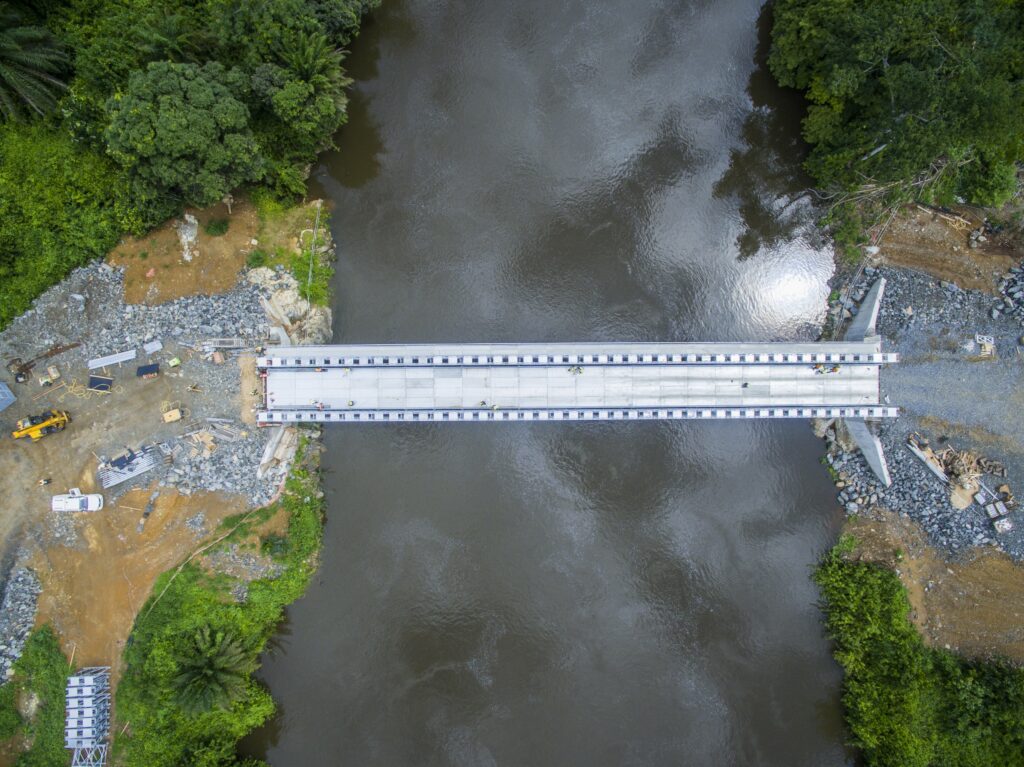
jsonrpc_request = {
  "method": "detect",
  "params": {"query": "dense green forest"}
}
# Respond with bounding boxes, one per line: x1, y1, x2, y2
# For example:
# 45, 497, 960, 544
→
769, 0, 1024, 216
0, 0, 376, 326
816, 539, 1024, 767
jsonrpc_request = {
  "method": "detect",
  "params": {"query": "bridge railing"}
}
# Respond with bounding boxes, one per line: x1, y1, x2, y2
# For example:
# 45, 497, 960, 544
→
258, 351, 900, 369
257, 405, 900, 425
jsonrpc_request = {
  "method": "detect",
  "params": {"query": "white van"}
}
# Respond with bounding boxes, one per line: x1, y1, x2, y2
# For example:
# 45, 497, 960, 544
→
51, 489, 104, 512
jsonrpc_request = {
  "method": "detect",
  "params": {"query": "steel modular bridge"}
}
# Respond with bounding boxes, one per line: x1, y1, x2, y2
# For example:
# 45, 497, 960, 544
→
255, 280, 897, 482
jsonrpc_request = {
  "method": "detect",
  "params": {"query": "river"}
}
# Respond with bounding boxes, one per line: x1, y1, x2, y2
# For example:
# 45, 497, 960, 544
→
246, 0, 853, 763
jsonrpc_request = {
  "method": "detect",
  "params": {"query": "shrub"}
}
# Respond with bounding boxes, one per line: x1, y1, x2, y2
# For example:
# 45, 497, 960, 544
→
205, 218, 230, 237
0, 626, 71, 766
0, 123, 140, 329
245, 249, 268, 269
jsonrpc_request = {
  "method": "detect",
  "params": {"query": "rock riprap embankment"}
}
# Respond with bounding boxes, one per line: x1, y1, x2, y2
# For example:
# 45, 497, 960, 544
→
0, 567, 41, 680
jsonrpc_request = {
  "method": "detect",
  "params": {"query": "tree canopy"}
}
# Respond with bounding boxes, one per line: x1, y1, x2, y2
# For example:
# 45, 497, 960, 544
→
106, 62, 262, 211
769, 0, 1024, 206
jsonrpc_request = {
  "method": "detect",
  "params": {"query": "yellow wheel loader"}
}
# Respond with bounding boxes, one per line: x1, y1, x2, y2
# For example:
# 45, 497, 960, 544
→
11, 410, 71, 441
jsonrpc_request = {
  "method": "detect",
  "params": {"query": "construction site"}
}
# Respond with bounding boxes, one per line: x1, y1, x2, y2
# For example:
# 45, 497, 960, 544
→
0, 199, 333, 766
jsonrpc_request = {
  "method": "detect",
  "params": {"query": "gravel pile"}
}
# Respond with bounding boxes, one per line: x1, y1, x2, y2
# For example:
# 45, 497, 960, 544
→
822, 425, 999, 553
0, 263, 270, 368
205, 543, 284, 603
161, 427, 277, 507
823, 263, 1024, 558
0, 568, 41, 680
994, 262, 1024, 325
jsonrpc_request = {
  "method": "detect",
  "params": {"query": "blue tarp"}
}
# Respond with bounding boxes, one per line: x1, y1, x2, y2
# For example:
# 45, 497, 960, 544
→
87, 375, 113, 392
0, 382, 13, 413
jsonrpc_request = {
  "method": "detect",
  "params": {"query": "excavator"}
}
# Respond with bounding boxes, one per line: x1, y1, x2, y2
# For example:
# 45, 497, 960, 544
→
6, 342, 80, 384
11, 410, 71, 441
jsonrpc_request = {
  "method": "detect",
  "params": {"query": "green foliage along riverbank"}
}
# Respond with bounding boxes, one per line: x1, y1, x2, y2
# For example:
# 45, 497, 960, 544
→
769, 0, 1024, 216
115, 435, 325, 767
0, 626, 71, 767
0, 0, 377, 329
816, 538, 1024, 767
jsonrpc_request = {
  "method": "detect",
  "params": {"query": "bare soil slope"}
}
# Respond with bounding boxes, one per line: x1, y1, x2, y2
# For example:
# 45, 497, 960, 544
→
847, 511, 1024, 662
878, 205, 1016, 293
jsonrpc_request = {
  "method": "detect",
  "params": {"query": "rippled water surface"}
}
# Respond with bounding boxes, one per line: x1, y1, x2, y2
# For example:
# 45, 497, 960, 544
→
247, 0, 853, 763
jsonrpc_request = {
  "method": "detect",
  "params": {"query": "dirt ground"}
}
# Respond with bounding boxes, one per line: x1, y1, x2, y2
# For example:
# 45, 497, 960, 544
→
846, 510, 1024, 662
877, 205, 1017, 293
108, 199, 259, 305
30, 487, 245, 683
918, 415, 1024, 460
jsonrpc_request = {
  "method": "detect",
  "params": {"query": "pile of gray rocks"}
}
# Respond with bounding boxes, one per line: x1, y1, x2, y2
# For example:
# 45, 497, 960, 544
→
822, 424, 1000, 554
994, 261, 1024, 325
0, 262, 270, 367
161, 426, 276, 507
0, 568, 41, 680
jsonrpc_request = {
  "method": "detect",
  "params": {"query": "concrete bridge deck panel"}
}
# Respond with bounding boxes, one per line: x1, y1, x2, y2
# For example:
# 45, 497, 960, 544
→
265, 362, 882, 412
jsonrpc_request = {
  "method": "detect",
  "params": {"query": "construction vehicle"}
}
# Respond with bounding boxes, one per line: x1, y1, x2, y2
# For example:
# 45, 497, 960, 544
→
51, 488, 104, 512
6, 342, 80, 384
11, 410, 71, 441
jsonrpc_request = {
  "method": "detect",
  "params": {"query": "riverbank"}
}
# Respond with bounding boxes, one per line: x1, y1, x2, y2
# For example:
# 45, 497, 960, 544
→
814, 535, 1024, 767
0, 197, 335, 766
813, 203, 1024, 765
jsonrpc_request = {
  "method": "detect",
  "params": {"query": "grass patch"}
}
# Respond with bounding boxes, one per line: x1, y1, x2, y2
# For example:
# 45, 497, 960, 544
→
245, 249, 268, 269
816, 543, 1024, 767
289, 245, 332, 307
204, 218, 230, 237
249, 188, 289, 221
114, 437, 324, 767
0, 626, 71, 766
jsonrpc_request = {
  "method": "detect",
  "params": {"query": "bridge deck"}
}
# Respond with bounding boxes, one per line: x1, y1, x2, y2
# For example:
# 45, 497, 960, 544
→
258, 342, 897, 424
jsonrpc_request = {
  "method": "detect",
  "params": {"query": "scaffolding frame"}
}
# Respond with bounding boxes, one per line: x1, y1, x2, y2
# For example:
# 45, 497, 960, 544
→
66, 666, 111, 767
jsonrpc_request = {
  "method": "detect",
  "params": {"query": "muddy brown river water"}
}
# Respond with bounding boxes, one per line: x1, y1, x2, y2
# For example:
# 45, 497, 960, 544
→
245, 1, 855, 763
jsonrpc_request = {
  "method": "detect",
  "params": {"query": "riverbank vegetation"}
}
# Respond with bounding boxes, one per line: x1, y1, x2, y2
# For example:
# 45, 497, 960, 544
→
0, 0, 377, 328
0, 626, 71, 767
769, 0, 1024, 249
816, 537, 1024, 767
114, 434, 324, 767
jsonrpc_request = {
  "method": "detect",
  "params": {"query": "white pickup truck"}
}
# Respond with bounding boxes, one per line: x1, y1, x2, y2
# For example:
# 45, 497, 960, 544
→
51, 488, 104, 512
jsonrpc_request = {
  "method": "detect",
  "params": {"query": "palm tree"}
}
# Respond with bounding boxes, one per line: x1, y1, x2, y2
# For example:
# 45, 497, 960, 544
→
135, 12, 209, 65
280, 31, 351, 92
172, 626, 254, 715
0, 3, 66, 121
